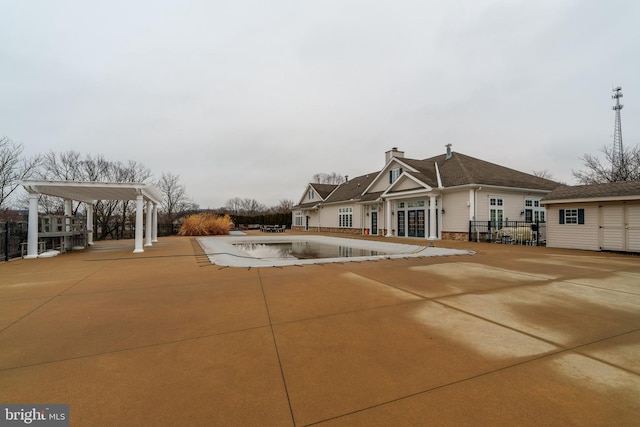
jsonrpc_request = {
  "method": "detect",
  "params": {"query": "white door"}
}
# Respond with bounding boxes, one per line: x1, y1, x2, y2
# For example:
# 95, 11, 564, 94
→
626, 204, 640, 252
600, 205, 625, 251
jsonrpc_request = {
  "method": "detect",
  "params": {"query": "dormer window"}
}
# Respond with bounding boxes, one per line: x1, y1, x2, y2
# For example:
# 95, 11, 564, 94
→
308, 188, 315, 200
389, 167, 403, 184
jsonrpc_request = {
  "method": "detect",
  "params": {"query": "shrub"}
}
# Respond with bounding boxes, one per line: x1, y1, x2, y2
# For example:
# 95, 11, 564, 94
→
179, 213, 233, 236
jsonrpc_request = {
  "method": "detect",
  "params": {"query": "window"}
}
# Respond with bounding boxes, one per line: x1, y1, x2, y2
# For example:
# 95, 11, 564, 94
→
389, 167, 403, 184
489, 197, 504, 228
559, 208, 584, 225
308, 188, 315, 200
294, 212, 303, 226
338, 207, 353, 228
524, 198, 546, 223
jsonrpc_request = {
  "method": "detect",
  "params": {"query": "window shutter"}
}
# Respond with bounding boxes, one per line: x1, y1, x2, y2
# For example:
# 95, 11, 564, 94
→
559, 209, 565, 224
578, 208, 585, 224
389, 170, 393, 184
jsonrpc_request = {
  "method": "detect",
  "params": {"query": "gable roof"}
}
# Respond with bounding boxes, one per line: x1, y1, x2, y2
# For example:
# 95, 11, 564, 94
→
310, 183, 338, 199
295, 151, 560, 207
542, 181, 640, 203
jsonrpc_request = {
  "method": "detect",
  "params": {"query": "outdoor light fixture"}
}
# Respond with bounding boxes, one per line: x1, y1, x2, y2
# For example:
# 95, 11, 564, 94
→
441, 209, 446, 214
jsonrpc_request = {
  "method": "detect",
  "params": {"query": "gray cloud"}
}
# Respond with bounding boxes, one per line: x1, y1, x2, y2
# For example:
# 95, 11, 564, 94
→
2, 0, 639, 208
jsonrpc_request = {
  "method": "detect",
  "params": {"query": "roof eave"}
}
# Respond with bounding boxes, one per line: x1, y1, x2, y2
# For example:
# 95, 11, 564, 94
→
542, 195, 640, 205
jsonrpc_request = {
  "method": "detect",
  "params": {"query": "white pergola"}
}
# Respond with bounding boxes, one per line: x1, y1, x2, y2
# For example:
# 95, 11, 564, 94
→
20, 180, 163, 258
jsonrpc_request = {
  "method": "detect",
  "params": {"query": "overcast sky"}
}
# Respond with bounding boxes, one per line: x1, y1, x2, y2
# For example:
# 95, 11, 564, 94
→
2, 0, 639, 208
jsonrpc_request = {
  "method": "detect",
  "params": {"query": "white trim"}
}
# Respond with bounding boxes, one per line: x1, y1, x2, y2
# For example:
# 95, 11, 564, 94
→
361, 157, 419, 195
435, 162, 443, 189
381, 173, 433, 198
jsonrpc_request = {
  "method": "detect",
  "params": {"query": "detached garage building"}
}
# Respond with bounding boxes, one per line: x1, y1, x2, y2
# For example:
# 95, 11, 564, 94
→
542, 181, 640, 252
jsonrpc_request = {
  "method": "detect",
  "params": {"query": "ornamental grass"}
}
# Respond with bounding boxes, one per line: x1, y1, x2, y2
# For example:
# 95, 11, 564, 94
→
179, 213, 233, 236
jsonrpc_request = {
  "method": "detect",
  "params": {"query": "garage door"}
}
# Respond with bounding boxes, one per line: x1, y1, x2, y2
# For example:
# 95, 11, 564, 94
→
627, 205, 640, 252
600, 204, 640, 252
600, 205, 625, 251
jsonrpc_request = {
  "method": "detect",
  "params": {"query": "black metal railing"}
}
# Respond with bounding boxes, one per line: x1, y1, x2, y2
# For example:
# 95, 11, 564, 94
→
0, 221, 29, 261
469, 220, 546, 246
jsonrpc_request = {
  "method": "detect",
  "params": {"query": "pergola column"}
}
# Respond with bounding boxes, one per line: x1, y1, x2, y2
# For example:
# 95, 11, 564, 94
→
86, 203, 94, 246
152, 204, 158, 242
25, 193, 39, 259
134, 194, 144, 253
64, 199, 72, 250
145, 200, 153, 247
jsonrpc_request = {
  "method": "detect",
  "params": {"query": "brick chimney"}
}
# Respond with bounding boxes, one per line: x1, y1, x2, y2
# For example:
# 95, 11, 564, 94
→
385, 147, 405, 163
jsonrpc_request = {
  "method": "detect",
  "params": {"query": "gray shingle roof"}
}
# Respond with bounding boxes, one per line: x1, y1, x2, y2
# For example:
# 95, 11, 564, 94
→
296, 151, 560, 206
310, 183, 338, 199
542, 181, 640, 201
324, 173, 378, 204
425, 152, 559, 190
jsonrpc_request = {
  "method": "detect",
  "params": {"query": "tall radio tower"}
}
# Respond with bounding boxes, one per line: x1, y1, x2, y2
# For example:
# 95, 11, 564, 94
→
611, 86, 625, 179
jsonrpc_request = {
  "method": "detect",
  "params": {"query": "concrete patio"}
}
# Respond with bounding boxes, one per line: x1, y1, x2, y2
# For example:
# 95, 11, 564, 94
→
1, 232, 639, 426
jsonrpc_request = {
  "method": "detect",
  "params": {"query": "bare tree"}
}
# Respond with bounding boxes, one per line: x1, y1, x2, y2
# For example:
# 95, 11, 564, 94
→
312, 172, 345, 184
272, 199, 294, 213
0, 137, 41, 211
240, 198, 265, 216
532, 169, 554, 180
224, 197, 243, 215
156, 172, 194, 224
573, 144, 640, 184
40, 150, 83, 180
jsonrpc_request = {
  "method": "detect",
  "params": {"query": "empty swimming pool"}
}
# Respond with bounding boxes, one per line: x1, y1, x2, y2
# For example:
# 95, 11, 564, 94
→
196, 235, 471, 267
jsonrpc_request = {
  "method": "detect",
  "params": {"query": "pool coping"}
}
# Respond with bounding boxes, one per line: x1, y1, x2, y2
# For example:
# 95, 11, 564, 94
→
196, 235, 473, 267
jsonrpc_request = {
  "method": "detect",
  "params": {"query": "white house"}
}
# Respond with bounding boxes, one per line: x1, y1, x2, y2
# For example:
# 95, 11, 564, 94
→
292, 146, 559, 240
542, 181, 640, 252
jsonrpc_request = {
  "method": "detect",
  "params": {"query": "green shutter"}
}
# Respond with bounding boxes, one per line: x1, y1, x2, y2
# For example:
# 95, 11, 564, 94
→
578, 209, 585, 225
559, 209, 565, 224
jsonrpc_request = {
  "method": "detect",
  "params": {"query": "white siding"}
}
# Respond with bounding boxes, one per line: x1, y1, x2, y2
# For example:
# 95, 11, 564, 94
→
395, 177, 423, 191
320, 203, 364, 229
442, 190, 470, 232
546, 204, 600, 251
475, 190, 544, 222
307, 210, 321, 231
627, 204, 640, 252
300, 186, 320, 205
320, 205, 340, 228
369, 160, 407, 192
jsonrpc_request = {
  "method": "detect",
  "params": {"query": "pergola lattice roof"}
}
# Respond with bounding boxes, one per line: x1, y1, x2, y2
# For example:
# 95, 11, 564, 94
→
20, 180, 162, 204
